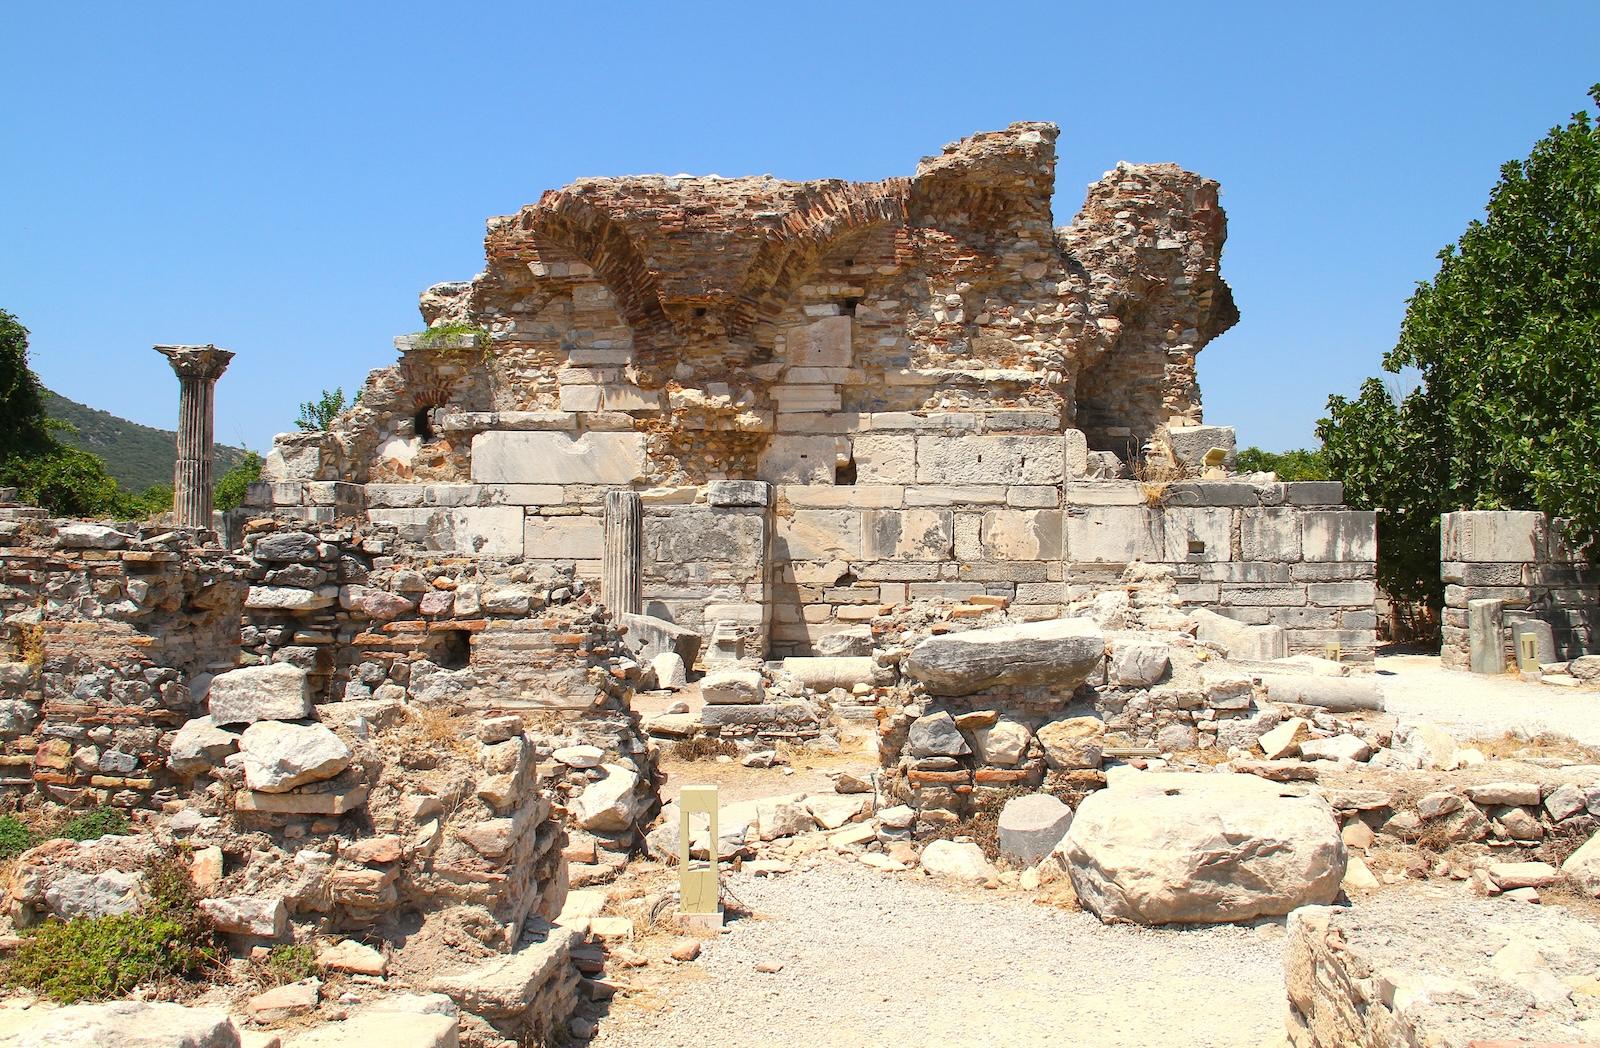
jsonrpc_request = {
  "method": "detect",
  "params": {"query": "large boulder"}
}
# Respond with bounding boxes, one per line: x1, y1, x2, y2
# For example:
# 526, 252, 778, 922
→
208, 664, 312, 725
237, 722, 351, 792
43, 870, 144, 919
0, 1001, 241, 1047
904, 618, 1104, 696
997, 794, 1073, 866
1061, 772, 1345, 924
167, 716, 240, 776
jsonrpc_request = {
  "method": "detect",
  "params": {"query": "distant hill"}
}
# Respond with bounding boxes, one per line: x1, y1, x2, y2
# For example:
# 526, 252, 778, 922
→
44, 390, 250, 493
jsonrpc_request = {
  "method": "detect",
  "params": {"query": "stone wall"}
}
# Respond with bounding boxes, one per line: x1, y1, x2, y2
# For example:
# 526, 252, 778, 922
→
773, 477, 1375, 661
1441, 510, 1599, 670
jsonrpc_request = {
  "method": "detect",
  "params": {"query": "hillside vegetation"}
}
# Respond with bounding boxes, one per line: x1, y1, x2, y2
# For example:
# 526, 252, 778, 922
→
44, 389, 248, 492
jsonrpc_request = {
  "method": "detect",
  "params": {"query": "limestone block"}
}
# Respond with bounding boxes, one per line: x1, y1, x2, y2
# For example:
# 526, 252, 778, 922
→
1441, 510, 1546, 563
707, 480, 770, 507
470, 431, 646, 485
1062, 429, 1089, 478
1163, 424, 1236, 470
1562, 831, 1600, 896
1300, 510, 1377, 562
1467, 598, 1506, 674
906, 711, 970, 757
998, 794, 1074, 866
1036, 716, 1105, 770
783, 315, 853, 367
915, 435, 1065, 486
620, 613, 702, 666
200, 895, 287, 937
644, 509, 765, 568
523, 516, 604, 560
209, 664, 312, 726
263, 436, 325, 484
774, 510, 863, 560
1062, 772, 1344, 924
862, 508, 953, 561
851, 434, 916, 483
920, 840, 995, 885
974, 717, 1030, 766
246, 586, 335, 612
449, 507, 524, 557
701, 668, 764, 705
428, 926, 579, 1018
1159, 508, 1232, 562
168, 716, 240, 775
651, 652, 687, 690
282, 1011, 457, 1048
780, 657, 875, 692
1241, 508, 1301, 562
905, 618, 1105, 696
1064, 506, 1165, 563
980, 509, 1063, 561
0, 1001, 243, 1048
1108, 640, 1170, 687
573, 765, 644, 831
45, 870, 145, 919
558, 381, 662, 413
758, 435, 840, 484
238, 722, 352, 793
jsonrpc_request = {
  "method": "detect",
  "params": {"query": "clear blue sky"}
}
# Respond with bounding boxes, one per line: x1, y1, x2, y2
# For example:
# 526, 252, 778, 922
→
4, 2, 1598, 460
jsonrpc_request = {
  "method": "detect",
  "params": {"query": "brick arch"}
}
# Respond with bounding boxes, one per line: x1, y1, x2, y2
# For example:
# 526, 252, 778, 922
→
728, 180, 910, 339
516, 193, 676, 351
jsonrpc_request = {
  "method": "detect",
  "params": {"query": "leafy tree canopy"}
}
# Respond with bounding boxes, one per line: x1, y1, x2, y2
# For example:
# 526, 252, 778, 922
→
0, 310, 51, 460
1320, 84, 1600, 622
1235, 446, 1329, 481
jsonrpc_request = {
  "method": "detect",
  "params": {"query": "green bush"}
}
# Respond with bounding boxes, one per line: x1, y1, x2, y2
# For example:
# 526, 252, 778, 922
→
6, 857, 220, 1003
0, 816, 36, 859
1235, 446, 1330, 481
296, 388, 348, 433
56, 807, 129, 842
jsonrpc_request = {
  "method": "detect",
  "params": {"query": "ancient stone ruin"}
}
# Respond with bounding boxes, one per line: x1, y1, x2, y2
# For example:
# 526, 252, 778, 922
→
2, 123, 1597, 1048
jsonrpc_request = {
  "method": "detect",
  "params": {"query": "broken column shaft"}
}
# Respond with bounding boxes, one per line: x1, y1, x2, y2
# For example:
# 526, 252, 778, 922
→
602, 490, 643, 617
155, 344, 234, 529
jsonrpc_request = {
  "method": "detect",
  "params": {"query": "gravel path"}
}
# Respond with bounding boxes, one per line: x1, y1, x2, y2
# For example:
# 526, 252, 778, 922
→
1378, 653, 1600, 747
591, 861, 1286, 1048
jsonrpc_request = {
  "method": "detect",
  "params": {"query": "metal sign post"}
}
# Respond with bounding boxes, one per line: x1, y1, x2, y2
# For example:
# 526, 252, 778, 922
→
677, 784, 723, 932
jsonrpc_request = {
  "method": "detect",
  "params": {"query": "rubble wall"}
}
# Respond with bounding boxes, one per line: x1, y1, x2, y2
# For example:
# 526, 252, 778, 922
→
0, 512, 245, 808
1441, 510, 1599, 669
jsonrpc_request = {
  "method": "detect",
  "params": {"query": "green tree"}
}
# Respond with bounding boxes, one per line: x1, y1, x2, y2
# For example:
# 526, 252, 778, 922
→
1235, 446, 1329, 481
0, 309, 51, 460
214, 451, 262, 511
296, 388, 348, 432
1320, 84, 1600, 636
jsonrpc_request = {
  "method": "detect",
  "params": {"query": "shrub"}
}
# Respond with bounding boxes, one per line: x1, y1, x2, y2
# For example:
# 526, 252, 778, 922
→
214, 451, 262, 511
56, 806, 129, 842
0, 816, 35, 859
295, 388, 349, 432
262, 943, 318, 985
6, 857, 220, 1003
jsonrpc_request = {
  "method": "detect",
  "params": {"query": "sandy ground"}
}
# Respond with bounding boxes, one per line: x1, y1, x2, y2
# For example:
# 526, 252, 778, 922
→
1377, 652, 1600, 747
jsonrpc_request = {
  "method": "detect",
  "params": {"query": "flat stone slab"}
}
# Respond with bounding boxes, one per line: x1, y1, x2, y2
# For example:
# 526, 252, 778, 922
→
470, 431, 646, 485
208, 664, 312, 725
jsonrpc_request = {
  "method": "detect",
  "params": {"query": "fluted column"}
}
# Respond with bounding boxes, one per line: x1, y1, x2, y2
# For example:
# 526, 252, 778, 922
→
602, 490, 643, 617
155, 344, 234, 529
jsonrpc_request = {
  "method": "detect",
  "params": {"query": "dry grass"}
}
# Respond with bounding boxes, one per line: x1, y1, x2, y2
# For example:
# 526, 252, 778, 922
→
401, 706, 477, 760
668, 737, 740, 762
1468, 730, 1600, 764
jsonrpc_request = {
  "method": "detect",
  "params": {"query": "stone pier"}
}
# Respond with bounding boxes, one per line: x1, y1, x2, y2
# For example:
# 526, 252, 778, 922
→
603, 490, 643, 617
156, 344, 233, 529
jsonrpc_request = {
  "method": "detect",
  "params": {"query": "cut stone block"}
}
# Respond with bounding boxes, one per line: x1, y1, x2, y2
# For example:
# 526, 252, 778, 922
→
1163, 424, 1236, 470
701, 668, 764, 705
208, 664, 312, 726
1441, 510, 1546, 563
470, 431, 646, 485
998, 793, 1074, 866
428, 924, 579, 1018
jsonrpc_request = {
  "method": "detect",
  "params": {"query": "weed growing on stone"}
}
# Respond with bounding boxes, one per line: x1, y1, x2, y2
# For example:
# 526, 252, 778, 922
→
5, 856, 220, 1003
55, 806, 129, 841
0, 816, 36, 858
261, 943, 318, 986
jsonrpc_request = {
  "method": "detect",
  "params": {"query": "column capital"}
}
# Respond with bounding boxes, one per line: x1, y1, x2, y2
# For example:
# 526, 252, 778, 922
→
155, 344, 234, 382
